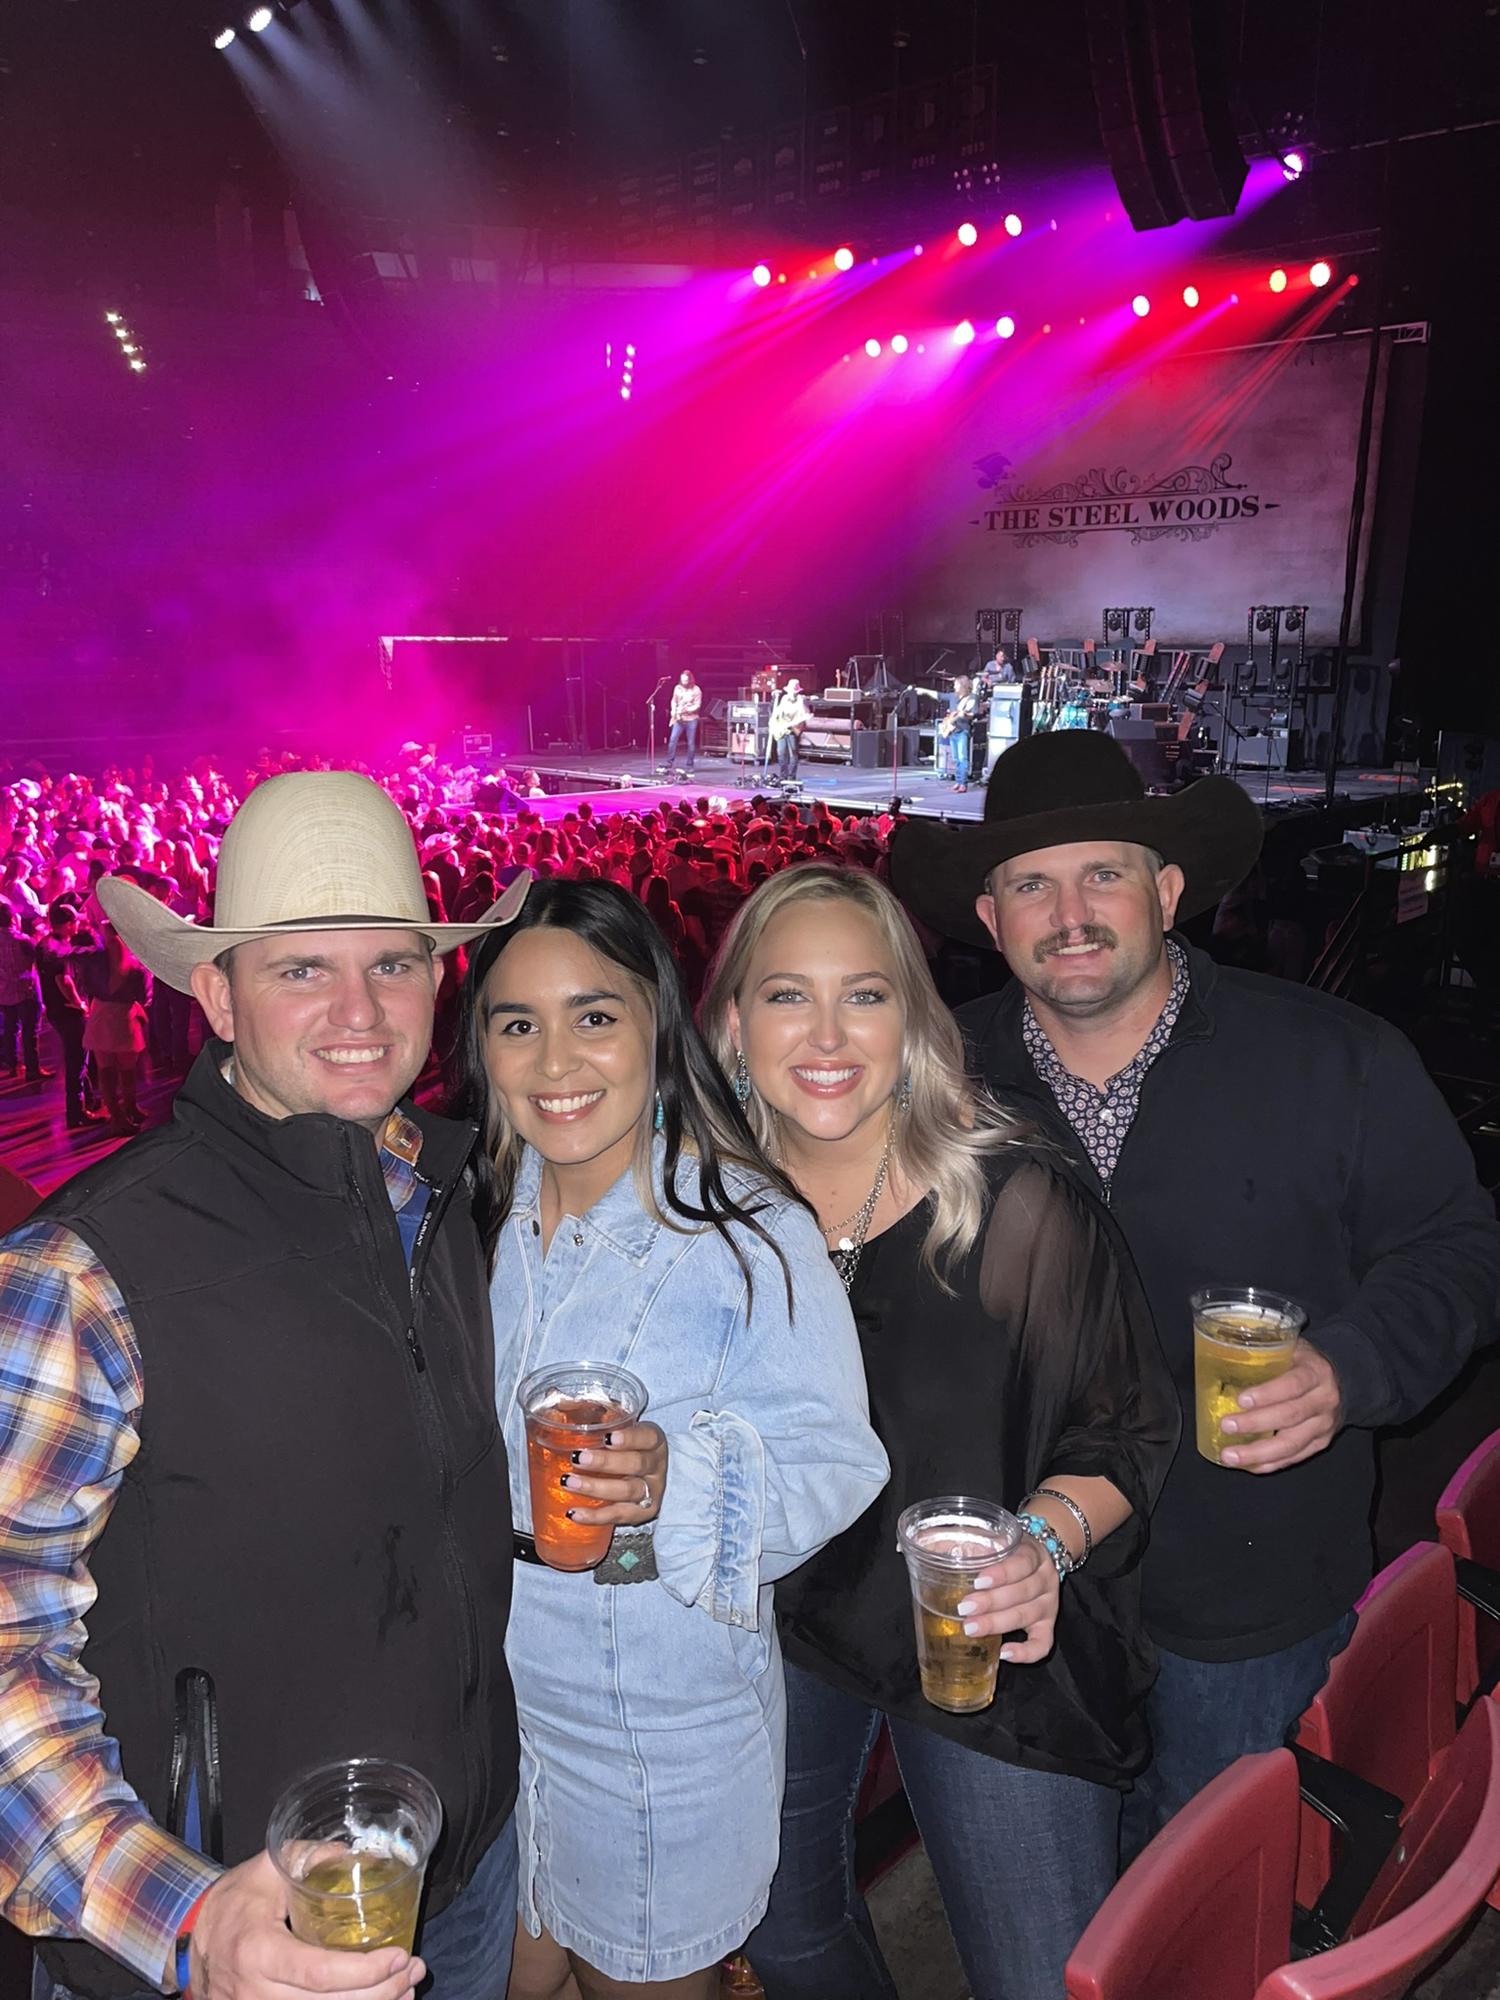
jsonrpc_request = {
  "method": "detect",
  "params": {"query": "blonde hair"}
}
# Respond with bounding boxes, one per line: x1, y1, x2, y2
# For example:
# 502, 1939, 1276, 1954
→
700, 865, 1028, 1290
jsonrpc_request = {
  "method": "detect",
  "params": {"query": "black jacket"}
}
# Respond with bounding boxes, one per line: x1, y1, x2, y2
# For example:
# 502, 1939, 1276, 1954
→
960, 944, 1500, 1662
33, 1048, 517, 1998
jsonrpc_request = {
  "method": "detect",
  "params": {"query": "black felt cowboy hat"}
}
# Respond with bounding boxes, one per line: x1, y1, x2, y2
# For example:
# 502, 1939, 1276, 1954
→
889, 730, 1264, 948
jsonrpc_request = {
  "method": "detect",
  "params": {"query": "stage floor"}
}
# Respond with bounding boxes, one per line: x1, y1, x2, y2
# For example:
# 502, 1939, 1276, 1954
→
522, 750, 1428, 822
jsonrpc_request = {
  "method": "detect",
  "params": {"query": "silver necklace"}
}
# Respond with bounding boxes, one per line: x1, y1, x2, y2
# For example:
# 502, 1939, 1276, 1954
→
824, 1143, 890, 1294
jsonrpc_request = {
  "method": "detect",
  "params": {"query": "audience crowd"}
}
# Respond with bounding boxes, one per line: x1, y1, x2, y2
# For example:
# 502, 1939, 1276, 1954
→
0, 743, 902, 1129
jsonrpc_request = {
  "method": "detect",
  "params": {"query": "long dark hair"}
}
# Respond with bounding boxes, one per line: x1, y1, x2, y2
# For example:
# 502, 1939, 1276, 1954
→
455, 877, 806, 1301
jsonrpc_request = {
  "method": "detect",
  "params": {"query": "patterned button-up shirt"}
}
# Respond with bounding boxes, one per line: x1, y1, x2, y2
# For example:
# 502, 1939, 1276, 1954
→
0, 1110, 429, 1990
1022, 937, 1190, 1196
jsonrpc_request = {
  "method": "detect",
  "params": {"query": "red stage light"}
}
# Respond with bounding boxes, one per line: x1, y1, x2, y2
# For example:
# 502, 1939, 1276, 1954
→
1309, 260, 1332, 288
890, 334, 909, 354
1003, 213, 1023, 237
956, 222, 979, 248
1269, 268, 1288, 293
864, 338, 882, 358
952, 319, 976, 345
1182, 285, 1200, 308
996, 315, 1016, 339
751, 264, 771, 287
833, 246, 855, 271
1131, 295, 1150, 317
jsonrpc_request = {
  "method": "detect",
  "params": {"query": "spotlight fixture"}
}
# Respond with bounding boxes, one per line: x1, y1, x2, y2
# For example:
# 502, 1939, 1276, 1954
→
104, 311, 122, 324
1182, 285, 1200, 308
995, 315, 1016, 339
1280, 150, 1306, 182
114, 326, 130, 340
956, 222, 978, 248
1269, 268, 1288, 293
1131, 294, 1150, 317
129, 359, 147, 373
952, 319, 976, 346
833, 246, 855, 272
751, 263, 772, 287
214, 26, 236, 48
890, 334, 909, 354
864, 337, 882, 357
1308, 260, 1332, 288
247, 6, 274, 31
1002, 213, 1022, 237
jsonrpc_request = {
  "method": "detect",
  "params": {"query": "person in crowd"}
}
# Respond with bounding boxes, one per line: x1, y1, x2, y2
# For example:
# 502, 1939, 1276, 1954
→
455, 877, 887, 2000
0, 771, 529, 2000
0, 904, 49, 1081
34, 898, 102, 1129
700, 865, 1177, 2000
665, 671, 703, 778
889, 731, 1500, 1858
76, 927, 151, 1135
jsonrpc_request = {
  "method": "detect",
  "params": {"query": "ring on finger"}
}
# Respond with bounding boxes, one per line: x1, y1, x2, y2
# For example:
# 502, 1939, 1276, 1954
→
638, 1480, 652, 1507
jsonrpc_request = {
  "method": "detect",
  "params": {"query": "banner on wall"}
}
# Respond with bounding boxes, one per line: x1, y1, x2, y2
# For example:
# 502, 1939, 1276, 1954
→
905, 332, 1389, 650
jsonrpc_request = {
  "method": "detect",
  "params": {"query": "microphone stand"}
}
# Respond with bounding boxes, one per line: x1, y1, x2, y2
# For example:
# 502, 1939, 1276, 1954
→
647, 676, 669, 776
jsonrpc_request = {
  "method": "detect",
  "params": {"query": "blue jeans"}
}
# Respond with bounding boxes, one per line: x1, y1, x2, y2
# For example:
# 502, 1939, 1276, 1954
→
1120, 1612, 1357, 1865
950, 729, 972, 786
666, 719, 698, 770
746, 1660, 1120, 2000
33, 1817, 517, 2000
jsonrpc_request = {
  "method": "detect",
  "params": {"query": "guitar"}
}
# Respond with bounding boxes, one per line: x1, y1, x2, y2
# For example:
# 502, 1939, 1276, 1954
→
767, 699, 808, 744
938, 695, 978, 739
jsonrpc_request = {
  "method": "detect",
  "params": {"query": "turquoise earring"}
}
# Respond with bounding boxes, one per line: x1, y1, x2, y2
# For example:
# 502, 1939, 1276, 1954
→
653, 1092, 665, 1133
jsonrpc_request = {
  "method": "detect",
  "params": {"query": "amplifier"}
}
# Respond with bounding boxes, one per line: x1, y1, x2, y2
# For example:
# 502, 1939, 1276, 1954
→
986, 684, 1024, 768
802, 720, 855, 763
728, 700, 767, 761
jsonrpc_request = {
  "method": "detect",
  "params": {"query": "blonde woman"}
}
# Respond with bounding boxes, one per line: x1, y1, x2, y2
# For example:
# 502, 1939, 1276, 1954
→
701, 866, 1178, 2000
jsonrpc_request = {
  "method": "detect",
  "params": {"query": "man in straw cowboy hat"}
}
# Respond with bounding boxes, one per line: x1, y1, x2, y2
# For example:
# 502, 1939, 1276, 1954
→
891, 731, 1499, 1859
0, 772, 540, 2000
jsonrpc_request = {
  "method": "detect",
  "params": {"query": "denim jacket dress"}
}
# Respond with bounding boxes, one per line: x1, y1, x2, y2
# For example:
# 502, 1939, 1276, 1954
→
492, 1140, 888, 1981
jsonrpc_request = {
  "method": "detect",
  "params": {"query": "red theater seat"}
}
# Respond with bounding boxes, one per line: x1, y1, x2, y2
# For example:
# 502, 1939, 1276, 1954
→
1064, 1749, 1299, 2000
1436, 1428, 1500, 1707
1293, 1544, 1457, 1912
1254, 1700, 1500, 2000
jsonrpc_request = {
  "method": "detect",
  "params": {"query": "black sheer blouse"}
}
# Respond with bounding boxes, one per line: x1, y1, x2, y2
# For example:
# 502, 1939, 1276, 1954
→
776, 1147, 1180, 1790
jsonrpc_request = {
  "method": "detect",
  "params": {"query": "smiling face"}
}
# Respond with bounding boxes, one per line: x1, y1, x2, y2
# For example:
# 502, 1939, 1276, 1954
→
727, 898, 904, 1149
976, 840, 1184, 1020
189, 928, 440, 1133
480, 925, 654, 1202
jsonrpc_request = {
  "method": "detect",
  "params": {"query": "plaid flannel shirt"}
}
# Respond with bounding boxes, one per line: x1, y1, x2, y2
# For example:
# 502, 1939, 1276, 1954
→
0, 1111, 428, 1991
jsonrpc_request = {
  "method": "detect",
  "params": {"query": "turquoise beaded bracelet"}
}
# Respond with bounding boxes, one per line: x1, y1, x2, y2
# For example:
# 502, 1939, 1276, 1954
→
1016, 1511, 1074, 1580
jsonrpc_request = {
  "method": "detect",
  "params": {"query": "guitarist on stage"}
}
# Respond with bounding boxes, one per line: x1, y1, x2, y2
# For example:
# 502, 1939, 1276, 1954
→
767, 678, 811, 782
938, 674, 979, 793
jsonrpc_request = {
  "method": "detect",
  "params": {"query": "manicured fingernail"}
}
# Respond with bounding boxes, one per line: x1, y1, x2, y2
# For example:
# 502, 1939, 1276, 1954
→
1221, 1451, 1240, 1467
956, 1597, 978, 1618
565, 1507, 577, 1519
570, 1451, 584, 1465
962, 1621, 983, 1637
559, 1474, 570, 1489
602, 1432, 615, 1447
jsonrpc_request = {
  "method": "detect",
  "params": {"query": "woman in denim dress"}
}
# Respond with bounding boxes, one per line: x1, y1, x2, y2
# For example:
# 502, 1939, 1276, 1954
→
457, 879, 888, 2000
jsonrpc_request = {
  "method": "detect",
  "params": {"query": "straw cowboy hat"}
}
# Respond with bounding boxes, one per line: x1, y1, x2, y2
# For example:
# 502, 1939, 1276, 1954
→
890, 730, 1263, 948
96, 770, 529, 994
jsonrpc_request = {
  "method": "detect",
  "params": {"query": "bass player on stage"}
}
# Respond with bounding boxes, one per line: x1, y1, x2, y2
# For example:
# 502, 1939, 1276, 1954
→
665, 670, 703, 777
767, 679, 811, 783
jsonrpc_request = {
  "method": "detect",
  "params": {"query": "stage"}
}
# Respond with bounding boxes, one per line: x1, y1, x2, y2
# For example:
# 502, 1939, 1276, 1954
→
514, 748, 1430, 825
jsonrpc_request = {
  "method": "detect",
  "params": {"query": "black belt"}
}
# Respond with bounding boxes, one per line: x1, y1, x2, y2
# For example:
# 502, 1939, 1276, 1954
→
512, 1528, 657, 1585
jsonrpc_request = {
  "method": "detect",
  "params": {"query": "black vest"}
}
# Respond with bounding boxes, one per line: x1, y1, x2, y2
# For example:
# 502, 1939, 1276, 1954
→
34, 1049, 517, 1998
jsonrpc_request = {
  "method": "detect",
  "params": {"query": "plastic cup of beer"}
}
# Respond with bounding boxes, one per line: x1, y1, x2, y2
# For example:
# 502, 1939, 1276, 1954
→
897, 1496, 1022, 1715
1192, 1286, 1307, 1465
268, 1758, 442, 1955
519, 1361, 649, 1571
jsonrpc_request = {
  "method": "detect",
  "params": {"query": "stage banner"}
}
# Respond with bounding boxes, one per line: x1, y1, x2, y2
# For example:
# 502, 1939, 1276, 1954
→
905, 332, 1389, 648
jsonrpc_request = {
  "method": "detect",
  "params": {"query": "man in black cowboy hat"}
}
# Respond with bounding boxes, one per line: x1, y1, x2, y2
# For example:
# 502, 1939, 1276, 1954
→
891, 732, 1500, 1857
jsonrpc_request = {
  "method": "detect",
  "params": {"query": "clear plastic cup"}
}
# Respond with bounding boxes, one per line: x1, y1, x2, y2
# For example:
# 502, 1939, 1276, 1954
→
267, 1757, 442, 1954
1191, 1286, 1306, 1464
519, 1362, 649, 1570
897, 1496, 1022, 1714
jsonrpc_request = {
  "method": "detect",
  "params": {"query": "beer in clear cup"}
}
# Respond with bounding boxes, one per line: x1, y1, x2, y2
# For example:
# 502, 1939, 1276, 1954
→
897, 1497, 1021, 1714
1191, 1287, 1306, 1464
267, 1757, 442, 1954
519, 1362, 648, 1570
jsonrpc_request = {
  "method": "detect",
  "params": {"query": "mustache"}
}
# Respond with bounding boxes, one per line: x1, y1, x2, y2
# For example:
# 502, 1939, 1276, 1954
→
1035, 926, 1117, 963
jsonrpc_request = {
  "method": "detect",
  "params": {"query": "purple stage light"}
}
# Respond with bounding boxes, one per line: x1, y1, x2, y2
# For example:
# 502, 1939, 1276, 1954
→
1309, 260, 1332, 288
1269, 268, 1288, 293
952, 319, 976, 346
913, 244, 924, 256
248, 6, 274, 31
1280, 150, 1305, 182
1182, 285, 1200, 308
956, 222, 978, 248
890, 334, 909, 354
833, 246, 855, 272
751, 263, 772, 287
214, 27, 236, 50
1003, 213, 1022, 237
996, 315, 1016, 339
1131, 294, 1150, 317
864, 337, 882, 358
